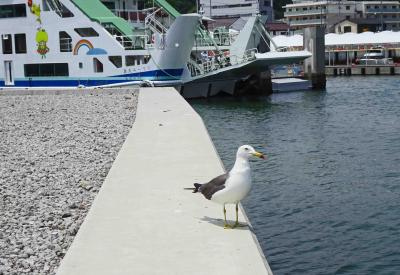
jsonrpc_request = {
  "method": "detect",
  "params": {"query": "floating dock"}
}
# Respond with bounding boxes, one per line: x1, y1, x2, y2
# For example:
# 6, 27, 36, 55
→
56, 87, 273, 275
272, 77, 311, 92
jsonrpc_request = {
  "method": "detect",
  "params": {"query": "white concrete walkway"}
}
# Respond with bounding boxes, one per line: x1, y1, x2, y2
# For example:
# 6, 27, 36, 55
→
57, 88, 272, 275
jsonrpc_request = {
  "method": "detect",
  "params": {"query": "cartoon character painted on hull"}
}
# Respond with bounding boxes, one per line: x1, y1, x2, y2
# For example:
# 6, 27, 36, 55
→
28, 0, 49, 57
36, 29, 49, 58
27, 0, 42, 24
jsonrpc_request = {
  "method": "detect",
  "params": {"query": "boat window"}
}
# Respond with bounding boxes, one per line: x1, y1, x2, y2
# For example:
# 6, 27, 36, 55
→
93, 58, 103, 73
74, 28, 99, 37
2, 34, 13, 54
125, 55, 150, 66
59, 31, 72, 52
24, 63, 69, 77
15, 33, 27, 54
0, 4, 27, 19
126, 56, 140, 66
109, 56, 122, 68
43, 0, 74, 17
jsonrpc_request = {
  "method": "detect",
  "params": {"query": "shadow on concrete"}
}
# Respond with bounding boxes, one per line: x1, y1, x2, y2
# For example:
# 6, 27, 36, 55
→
199, 216, 254, 231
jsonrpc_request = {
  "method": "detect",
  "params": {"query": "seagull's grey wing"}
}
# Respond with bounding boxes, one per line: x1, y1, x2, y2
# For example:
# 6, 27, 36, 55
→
200, 173, 229, 200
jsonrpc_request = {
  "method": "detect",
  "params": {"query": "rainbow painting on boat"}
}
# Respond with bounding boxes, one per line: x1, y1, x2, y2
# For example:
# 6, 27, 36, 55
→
73, 39, 94, 55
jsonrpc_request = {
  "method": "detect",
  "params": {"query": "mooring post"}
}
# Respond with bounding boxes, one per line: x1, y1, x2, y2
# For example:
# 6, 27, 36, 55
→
303, 27, 326, 90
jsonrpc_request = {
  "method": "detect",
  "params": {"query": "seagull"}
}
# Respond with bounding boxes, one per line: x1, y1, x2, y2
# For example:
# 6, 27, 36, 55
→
192, 145, 265, 229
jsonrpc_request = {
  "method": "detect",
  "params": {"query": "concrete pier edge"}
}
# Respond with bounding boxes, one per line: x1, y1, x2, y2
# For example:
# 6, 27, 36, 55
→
56, 87, 273, 275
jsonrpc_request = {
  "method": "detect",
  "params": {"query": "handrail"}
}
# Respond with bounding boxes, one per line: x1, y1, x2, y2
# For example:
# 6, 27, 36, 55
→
187, 48, 258, 77
145, 8, 168, 34
113, 34, 150, 50
111, 9, 146, 23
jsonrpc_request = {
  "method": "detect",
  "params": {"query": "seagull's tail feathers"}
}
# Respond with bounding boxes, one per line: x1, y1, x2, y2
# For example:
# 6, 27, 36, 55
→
183, 183, 202, 193
193, 183, 202, 193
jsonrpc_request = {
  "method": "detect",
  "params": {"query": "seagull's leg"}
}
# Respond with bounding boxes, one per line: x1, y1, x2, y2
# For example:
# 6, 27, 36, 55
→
233, 202, 246, 228
233, 202, 240, 228
223, 204, 232, 229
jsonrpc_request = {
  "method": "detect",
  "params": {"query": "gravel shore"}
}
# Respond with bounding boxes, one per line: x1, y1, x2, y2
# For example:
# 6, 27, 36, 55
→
0, 89, 138, 275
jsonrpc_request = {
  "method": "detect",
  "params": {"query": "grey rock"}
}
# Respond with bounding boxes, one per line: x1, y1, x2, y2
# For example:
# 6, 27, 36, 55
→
24, 247, 34, 256
61, 212, 72, 219
0, 89, 138, 274
79, 180, 93, 191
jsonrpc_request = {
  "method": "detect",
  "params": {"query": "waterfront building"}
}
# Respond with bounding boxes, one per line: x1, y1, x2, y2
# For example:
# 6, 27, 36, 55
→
333, 18, 383, 33
358, 1, 400, 31
266, 22, 294, 36
283, 0, 400, 32
199, 0, 274, 21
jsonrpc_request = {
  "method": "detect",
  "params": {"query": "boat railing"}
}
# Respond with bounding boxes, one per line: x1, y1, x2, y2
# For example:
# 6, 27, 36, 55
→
187, 48, 258, 77
230, 48, 258, 65
113, 34, 150, 50
111, 9, 146, 23
196, 32, 237, 47
195, 33, 236, 47
195, 34, 215, 47
212, 31, 237, 46
145, 8, 169, 34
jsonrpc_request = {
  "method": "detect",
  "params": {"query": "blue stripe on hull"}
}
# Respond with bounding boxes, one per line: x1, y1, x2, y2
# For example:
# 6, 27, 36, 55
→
0, 69, 184, 88
115, 68, 184, 78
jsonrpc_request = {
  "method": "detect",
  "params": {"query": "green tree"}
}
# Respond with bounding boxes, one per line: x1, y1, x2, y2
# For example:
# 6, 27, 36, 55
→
167, 0, 196, 13
275, 0, 292, 19
144, 0, 196, 13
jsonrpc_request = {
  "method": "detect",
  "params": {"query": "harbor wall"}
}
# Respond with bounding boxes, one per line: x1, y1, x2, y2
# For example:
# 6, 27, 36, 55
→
56, 87, 273, 275
326, 66, 400, 76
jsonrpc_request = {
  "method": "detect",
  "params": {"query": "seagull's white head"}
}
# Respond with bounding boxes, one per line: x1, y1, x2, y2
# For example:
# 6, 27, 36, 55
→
236, 145, 265, 160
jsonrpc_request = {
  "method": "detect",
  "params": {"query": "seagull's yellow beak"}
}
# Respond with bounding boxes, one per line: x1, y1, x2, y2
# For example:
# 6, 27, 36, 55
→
252, 151, 265, 159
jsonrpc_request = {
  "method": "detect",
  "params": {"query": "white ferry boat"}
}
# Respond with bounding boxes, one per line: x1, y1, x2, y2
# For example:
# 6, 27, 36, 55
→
0, 0, 200, 88
105, 0, 312, 97
0, 0, 311, 97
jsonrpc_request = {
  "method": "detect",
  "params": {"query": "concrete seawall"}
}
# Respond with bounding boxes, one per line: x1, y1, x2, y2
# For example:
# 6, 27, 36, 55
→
57, 87, 272, 275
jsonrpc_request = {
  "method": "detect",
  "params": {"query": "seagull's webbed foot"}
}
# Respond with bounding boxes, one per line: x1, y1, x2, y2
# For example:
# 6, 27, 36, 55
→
224, 223, 233, 229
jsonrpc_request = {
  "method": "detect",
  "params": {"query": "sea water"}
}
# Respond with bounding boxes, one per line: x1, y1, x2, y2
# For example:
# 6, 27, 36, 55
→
190, 76, 400, 275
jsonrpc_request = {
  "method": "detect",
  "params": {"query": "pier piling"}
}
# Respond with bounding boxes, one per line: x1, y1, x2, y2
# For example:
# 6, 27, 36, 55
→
304, 27, 326, 90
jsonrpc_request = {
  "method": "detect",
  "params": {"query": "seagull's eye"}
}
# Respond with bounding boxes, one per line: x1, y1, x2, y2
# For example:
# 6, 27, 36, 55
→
244, 148, 249, 151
